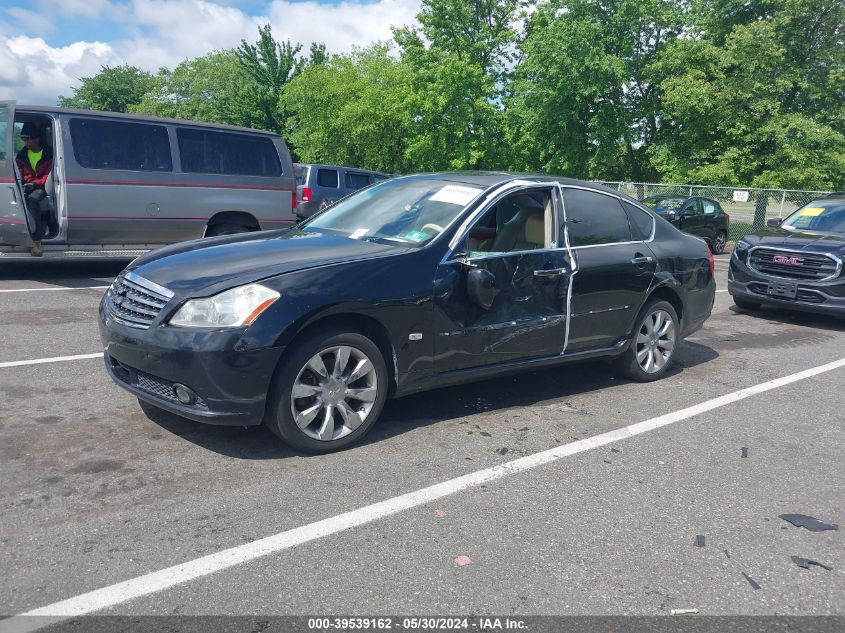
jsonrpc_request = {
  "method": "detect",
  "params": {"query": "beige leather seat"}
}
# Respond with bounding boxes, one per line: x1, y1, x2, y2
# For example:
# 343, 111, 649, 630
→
489, 210, 546, 252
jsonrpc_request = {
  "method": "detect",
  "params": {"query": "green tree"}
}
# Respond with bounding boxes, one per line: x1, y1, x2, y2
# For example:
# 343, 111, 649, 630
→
236, 24, 307, 133
281, 45, 414, 173
130, 51, 266, 129
651, 0, 845, 192
392, 0, 518, 170
506, 0, 686, 180
58, 64, 157, 112
308, 42, 329, 66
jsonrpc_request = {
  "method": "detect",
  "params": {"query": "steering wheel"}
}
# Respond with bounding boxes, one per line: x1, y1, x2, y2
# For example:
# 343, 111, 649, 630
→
420, 223, 445, 235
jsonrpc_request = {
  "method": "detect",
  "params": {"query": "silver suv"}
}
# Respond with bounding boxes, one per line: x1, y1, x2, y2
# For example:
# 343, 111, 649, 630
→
294, 163, 389, 220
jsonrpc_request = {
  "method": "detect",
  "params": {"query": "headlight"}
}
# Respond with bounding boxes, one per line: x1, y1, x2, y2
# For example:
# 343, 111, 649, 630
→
735, 239, 751, 252
169, 283, 280, 328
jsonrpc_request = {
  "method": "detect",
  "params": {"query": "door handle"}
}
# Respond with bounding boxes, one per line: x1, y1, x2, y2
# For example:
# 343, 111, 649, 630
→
533, 267, 566, 278
631, 256, 654, 265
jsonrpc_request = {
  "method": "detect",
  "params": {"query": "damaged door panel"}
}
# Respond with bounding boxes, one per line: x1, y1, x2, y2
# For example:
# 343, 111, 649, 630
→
433, 186, 572, 373
560, 186, 657, 353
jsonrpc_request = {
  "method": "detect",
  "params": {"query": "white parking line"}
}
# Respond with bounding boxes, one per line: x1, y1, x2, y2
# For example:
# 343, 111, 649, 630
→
3, 357, 844, 632
0, 353, 103, 369
0, 285, 109, 293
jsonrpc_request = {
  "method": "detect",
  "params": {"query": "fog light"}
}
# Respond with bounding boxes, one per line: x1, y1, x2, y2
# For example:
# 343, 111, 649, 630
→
173, 384, 195, 405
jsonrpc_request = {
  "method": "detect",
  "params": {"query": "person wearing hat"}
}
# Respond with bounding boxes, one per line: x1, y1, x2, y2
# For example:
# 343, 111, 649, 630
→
15, 122, 54, 256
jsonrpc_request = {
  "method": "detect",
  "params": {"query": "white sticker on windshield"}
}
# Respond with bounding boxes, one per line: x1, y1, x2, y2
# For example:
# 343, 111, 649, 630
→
429, 185, 483, 206
350, 228, 369, 239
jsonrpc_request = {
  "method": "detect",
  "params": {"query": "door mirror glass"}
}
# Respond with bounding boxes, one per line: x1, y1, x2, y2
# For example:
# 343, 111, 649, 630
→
767, 218, 783, 227
467, 268, 499, 310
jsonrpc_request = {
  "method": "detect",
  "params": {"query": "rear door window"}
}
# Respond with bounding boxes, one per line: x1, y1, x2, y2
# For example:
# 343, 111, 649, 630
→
562, 188, 632, 246
317, 168, 339, 188
176, 128, 281, 176
623, 202, 655, 240
345, 172, 371, 191
702, 199, 718, 215
69, 118, 172, 172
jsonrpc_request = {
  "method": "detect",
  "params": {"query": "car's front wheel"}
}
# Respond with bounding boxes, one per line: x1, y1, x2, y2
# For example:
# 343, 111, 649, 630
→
265, 327, 388, 453
614, 299, 679, 382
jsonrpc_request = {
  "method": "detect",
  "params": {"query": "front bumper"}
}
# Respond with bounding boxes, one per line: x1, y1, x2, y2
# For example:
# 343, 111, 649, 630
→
728, 254, 845, 318
99, 307, 285, 426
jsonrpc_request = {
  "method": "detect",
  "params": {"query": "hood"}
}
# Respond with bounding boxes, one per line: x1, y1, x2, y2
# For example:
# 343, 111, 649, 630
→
126, 229, 411, 295
741, 226, 845, 255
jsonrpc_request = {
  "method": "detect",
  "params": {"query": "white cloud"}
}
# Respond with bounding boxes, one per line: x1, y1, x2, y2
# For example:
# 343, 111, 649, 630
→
0, 36, 116, 104
267, 0, 420, 53
0, 0, 420, 105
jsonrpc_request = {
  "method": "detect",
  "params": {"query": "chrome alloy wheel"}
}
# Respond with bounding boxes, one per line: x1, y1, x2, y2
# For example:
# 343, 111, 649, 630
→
636, 309, 676, 374
290, 345, 379, 442
713, 233, 727, 253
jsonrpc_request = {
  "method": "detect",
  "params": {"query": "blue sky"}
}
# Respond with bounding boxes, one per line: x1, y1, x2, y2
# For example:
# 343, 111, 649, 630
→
0, 0, 419, 104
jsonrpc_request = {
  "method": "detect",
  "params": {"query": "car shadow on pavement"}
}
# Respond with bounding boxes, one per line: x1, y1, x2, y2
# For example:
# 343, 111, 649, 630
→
138, 340, 718, 459
727, 306, 845, 332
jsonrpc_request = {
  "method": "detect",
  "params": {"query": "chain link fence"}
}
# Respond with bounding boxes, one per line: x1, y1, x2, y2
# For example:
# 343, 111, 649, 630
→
597, 181, 832, 243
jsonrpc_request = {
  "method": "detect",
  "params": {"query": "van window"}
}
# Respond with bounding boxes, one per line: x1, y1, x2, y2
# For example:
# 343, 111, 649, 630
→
317, 169, 339, 188
69, 118, 172, 172
345, 172, 371, 191
177, 128, 281, 177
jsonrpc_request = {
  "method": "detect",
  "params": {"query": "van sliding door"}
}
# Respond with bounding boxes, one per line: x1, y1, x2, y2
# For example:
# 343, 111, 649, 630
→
0, 101, 35, 247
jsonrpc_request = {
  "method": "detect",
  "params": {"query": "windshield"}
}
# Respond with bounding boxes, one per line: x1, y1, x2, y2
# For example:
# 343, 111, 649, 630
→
782, 200, 845, 234
294, 164, 308, 186
642, 196, 685, 211
301, 178, 485, 246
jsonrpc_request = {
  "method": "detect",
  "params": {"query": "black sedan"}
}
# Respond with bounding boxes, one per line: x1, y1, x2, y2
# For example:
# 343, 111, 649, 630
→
729, 196, 845, 317
641, 195, 730, 254
99, 174, 715, 453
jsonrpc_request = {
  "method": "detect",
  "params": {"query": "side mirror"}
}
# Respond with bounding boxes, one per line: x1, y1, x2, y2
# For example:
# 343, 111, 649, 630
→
766, 218, 783, 227
467, 268, 499, 310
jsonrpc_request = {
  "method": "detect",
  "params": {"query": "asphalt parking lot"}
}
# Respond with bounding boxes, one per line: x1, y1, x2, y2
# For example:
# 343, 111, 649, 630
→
1, 254, 843, 628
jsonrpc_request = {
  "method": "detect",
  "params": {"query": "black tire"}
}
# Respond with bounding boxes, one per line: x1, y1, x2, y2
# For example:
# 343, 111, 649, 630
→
264, 327, 389, 453
732, 296, 761, 311
711, 231, 727, 254
613, 299, 679, 382
205, 223, 254, 237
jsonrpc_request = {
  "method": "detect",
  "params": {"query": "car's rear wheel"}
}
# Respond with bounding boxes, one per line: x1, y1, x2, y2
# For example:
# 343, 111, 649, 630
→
732, 296, 761, 311
265, 328, 388, 453
614, 299, 679, 382
712, 231, 727, 254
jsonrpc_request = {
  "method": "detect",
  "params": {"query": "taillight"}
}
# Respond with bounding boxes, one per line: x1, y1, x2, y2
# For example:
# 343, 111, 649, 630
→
707, 248, 715, 278
291, 190, 297, 209
302, 187, 313, 203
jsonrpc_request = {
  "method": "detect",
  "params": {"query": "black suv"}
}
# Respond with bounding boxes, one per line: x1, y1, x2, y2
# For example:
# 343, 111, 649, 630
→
729, 196, 845, 317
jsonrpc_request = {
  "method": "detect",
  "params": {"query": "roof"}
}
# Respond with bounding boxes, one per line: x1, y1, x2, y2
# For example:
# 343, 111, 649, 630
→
295, 163, 389, 176
397, 171, 633, 200
15, 105, 282, 137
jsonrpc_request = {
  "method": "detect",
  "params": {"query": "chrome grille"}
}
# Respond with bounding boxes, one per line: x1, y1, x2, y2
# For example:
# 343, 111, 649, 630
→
106, 273, 172, 329
747, 248, 841, 282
